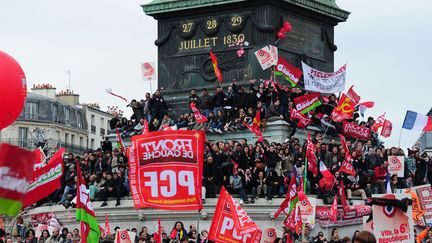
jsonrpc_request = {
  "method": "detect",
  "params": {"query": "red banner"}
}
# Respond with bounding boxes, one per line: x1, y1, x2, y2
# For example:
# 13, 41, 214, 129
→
316, 204, 371, 221
209, 187, 261, 243
331, 93, 356, 122
381, 119, 392, 138
342, 122, 370, 140
190, 102, 207, 124
339, 160, 356, 176
306, 132, 318, 175
274, 57, 302, 87
293, 93, 321, 114
290, 109, 312, 129
129, 130, 205, 210
24, 148, 65, 207
0, 143, 36, 216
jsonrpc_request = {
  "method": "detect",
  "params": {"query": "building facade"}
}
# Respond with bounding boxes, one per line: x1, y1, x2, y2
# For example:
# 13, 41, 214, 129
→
0, 84, 112, 154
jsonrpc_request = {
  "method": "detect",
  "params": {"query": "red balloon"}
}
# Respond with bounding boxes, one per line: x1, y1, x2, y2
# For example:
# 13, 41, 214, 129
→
282, 21, 292, 33
298, 191, 306, 201
277, 31, 286, 39
0, 50, 27, 130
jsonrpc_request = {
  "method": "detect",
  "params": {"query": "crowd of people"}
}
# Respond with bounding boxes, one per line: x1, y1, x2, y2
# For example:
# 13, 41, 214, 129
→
7, 80, 430, 242
1, 220, 382, 243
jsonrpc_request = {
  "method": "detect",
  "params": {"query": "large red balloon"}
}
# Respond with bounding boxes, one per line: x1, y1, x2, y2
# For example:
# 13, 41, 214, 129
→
0, 50, 27, 130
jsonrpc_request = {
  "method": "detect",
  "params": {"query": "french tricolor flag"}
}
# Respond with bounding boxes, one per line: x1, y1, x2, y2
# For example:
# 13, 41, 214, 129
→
402, 110, 432, 131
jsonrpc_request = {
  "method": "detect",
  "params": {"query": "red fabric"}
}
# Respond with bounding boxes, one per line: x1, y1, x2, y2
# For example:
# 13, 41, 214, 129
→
380, 119, 393, 138
346, 85, 361, 104
374, 166, 387, 180
0, 143, 35, 206
294, 206, 302, 235
329, 196, 338, 223
371, 113, 386, 132
154, 218, 162, 243
425, 117, 432, 131
338, 180, 349, 211
209, 51, 223, 84
274, 175, 296, 219
339, 160, 356, 176
105, 214, 111, 236
319, 177, 334, 191
342, 122, 370, 140
24, 148, 65, 207
190, 102, 208, 124
339, 134, 352, 161
208, 187, 262, 243
290, 109, 312, 128
115, 128, 125, 153
243, 111, 263, 141
142, 120, 149, 135
358, 101, 374, 108
306, 132, 318, 175
293, 93, 321, 114
128, 130, 205, 211
331, 93, 357, 122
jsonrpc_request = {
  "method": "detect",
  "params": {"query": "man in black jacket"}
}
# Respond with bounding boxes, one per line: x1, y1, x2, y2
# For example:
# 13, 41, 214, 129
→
203, 156, 218, 198
212, 86, 226, 115
200, 88, 212, 118
100, 172, 121, 207
150, 90, 168, 121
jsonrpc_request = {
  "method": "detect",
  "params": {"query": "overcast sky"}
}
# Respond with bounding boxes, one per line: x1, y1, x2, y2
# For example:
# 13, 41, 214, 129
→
1, 0, 431, 150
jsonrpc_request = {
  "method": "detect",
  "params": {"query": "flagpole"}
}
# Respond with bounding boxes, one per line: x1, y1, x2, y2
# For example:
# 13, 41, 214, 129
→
301, 157, 308, 240
196, 210, 201, 243
398, 128, 403, 148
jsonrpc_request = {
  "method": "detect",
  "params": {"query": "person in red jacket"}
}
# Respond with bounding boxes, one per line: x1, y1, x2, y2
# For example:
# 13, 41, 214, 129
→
169, 221, 188, 242
373, 161, 388, 194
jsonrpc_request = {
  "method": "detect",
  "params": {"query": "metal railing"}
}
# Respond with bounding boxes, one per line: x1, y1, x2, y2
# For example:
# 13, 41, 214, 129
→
0, 138, 88, 154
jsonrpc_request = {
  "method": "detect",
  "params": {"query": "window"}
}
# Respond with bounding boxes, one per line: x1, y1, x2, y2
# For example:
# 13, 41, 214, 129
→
100, 118, 105, 135
77, 112, 83, 129
91, 115, 96, 133
65, 133, 69, 144
25, 102, 38, 120
64, 108, 70, 125
18, 127, 28, 147
52, 104, 58, 122
91, 115, 95, 126
80, 137, 84, 147
71, 135, 75, 145
90, 139, 95, 150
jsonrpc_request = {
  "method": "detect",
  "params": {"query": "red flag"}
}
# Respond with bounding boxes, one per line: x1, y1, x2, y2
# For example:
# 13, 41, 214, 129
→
142, 120, 149, 135
290, 109, 312, 128
342, 121, 370, 140
0, 143, 36, 216
329, 195, 338, 223
293, 93, 322, 114
243, 111, 263, 142
209, 187, 262, 243
76, 160, 101, 243
346, 85, 360, 104
275, 175, 297, 219
24, 148, 65, 207
115, 128, 125, 153
210, 51, 223, 84
319, 161, 334, 179
153, 218, 162, 243
190, 102, 208, 124
339, 134, 352, 161
306, 132, 318, 175
358, 101, 374, 117
371, 113, 386, 132
283, 209, 296, 230
338, 180, 349, 210
381, 119, 393, 138
331, 93, 357, 122
339, 160, 356, 176
33, 147, 47, 169
294, 205, 302, 235
105, 214, 111, 236
230, 159, 239, 173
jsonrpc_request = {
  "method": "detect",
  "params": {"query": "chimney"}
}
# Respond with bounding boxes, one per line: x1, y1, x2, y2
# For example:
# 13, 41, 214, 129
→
56, 89, 80, 106
31, 83, 57, 99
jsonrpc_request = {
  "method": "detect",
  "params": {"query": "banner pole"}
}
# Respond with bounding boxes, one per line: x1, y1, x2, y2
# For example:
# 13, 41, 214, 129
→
398, 128, 403, 148
301, 153, 308, 240
196, 210, 201, 243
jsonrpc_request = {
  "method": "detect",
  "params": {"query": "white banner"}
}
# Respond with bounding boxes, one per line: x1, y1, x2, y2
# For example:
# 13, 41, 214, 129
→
299, 197, 316, 225
141, 62, 156, 81
302, 62, 346, 93
255, 45, 277, 70
388, 156, 405, 177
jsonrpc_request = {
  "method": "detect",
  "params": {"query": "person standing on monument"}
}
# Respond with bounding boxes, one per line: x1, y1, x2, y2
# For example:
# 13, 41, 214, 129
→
212, 86, 226, 115
200, 88, 212, 118
150, 89, 168, 122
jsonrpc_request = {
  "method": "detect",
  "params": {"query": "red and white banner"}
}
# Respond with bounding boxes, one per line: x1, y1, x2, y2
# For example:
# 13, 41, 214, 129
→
381, 119, 393, 138
274, 56, 302, 87
299, 197, 316, 225
30, 213, 62, 228
316, 204, 371, 223
33, 147, 47, 170
293, 93, 321, 114
115, 229, 136, 243
388, 156, 404, 177
141, 62, 156, 81
363, 216, 373, 233
342, 122, 370, 140
255, 45, 276, 70
373, 194, 414, 243
339, 159, 356, 176
261, 228, 278, 243
209, 187, 261, 243
24, 148, 65, 207
190, 102, 207, 124
415, 185, 432, 225
331, 93, 356, 122
0, 143, 36, 216
372, 113, 386, 132
306, 133, 318, 175
290, 109, 312, 129
129, 130, 205, 210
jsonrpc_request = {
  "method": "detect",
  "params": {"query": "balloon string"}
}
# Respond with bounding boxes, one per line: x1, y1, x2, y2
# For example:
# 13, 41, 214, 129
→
108, 92, 128, 103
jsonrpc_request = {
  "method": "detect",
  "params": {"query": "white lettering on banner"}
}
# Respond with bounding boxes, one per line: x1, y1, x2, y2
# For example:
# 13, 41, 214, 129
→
143, 170, 195, 197
344, 123, 369, 138
220, 217, 252, 242
302, 62, 346, 93
28, 164, 63, 191
0, 167, 29, 193
276, 64, 299, 84
140, 139, 194, 160
79, 184, 93, 211
296, 97, 319, 111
